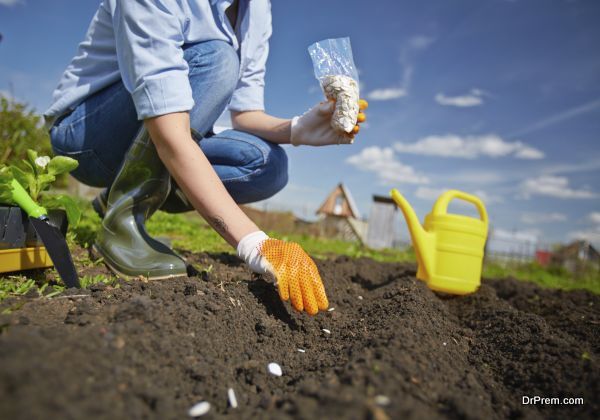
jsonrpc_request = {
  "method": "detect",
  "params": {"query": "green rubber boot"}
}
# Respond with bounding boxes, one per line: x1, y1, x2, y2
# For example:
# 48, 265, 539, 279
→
94, 127, 187, 280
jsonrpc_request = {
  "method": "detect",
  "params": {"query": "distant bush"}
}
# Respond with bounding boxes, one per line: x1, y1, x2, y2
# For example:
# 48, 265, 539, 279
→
0, 94, 52, 167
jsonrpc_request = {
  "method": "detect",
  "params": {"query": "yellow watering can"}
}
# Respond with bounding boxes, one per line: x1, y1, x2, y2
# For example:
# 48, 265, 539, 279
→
390, 189, 489, 295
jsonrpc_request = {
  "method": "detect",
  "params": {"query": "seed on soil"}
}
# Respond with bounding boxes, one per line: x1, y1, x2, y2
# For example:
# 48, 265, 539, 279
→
358, 295, 363, 300
322, 328, 331, 334
297, 348, 306, 353
188, 401, 211, 417
227, 388, 238, 408
443, 342, 447, 346
328, 307, 335, 312
374, 395, 391, 406
267, 362, 282, 376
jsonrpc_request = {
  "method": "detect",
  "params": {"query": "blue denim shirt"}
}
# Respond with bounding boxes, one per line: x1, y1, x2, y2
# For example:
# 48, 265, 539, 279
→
45, 0, 272, 121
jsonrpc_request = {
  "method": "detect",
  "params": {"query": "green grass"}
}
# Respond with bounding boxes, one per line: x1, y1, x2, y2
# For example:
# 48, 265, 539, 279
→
483, 260, 600, 294
1, 198, 597, 303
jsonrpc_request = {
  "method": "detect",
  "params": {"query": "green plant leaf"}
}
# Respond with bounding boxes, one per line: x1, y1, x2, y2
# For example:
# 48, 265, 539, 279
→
37, 173, 56, 192
10, 165, 35, 197
41, 194, 82, 227
20, 159, 36, 179
26, 149, 38, 173
0, 166, 14, 204
47, 156, 78, 176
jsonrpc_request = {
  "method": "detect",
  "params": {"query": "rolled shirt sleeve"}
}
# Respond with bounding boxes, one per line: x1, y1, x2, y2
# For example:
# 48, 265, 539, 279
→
228, 1, 272, 112
108, 0, 193, 119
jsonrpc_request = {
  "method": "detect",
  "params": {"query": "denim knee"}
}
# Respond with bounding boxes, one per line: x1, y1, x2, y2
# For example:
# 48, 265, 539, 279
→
262, 144, 288, 198
201, 129, 289, 204
184, 41, 239, 123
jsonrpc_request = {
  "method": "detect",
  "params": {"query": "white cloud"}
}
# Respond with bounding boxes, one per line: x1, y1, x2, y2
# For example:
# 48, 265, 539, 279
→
492, 228, 540, 243
435, 89, 484, 107
414, 186, 445, 201
346, 146, 429, 185
521, 212, 567, 224
0, 0, 22, 6
543, 158, 600, 176
520, 176, 597, 199
567, 211, 600, 247
415, 186, 501, 204
394, 134, 544, 160
589, 212, 600, 224
366, 87, 407, 101
510, 98, 600, 137
407, 35, 435, 50
372, 35, 434, 101
446, 170, 504, 185
568, 228, 600, 247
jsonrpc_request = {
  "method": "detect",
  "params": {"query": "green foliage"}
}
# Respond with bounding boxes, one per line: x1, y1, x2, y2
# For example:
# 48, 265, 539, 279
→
0, 166, 13, 204
146, 211, 231, 253
79, 274, 119, 288
40, 194, 82, 227
0, 276, 37, 300
483, 260, 600, 294
0, 95, 52, 166
69, 200, 102, 247
0, 149, 80, 226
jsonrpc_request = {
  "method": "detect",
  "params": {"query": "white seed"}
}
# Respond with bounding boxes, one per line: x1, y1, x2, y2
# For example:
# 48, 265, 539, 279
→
328, 307, 335, 312
322, 328, 331, 334
268, 362, 282, 376
443, 342, 447, 346
358, 295, 363, 300
297, 348, 306, 353
227, 388, 238, 409
188, 401, 211, 417
321, 74, 359, 133
374, 395, 391, 406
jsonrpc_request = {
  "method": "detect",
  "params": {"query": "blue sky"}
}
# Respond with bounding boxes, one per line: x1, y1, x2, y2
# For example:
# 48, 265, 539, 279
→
1, 0, 599, 249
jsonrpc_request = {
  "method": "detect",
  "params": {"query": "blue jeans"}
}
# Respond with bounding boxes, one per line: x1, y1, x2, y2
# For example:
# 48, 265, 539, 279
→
49, 40, 288, 206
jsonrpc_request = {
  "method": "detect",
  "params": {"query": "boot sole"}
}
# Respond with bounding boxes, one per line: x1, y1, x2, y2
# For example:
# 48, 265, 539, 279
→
93, 244, 187, 281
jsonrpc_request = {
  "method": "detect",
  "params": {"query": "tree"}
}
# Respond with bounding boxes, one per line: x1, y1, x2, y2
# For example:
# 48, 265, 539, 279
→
0, 94, 52, 166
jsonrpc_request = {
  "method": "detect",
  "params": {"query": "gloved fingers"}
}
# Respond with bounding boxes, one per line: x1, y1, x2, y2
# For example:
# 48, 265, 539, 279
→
359, 99, 369, 110
357, 112, 366, 123
306, 261, 329, 310
351, 125, 360, 135
317, 100, 335, 116
338, 134, 354, 144
299, 276, 319, 315
276, 268, 290, 301
289, 273, 304, 312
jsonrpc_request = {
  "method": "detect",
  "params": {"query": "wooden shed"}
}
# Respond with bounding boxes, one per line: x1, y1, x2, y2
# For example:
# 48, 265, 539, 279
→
316, 183, 361, 219
366, 195, 397, 249
552, 240, 600, 272
315, 183, 366, 243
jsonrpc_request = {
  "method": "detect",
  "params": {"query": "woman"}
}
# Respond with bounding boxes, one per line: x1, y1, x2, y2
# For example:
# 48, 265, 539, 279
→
44, 0, 367, 316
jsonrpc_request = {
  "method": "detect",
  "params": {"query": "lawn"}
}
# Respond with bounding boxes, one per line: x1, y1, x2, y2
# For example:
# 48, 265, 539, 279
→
1, 200, 598, 304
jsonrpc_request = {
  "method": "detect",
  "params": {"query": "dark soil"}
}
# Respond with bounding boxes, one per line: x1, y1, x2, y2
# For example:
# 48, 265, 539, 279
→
0, 251, 598, 419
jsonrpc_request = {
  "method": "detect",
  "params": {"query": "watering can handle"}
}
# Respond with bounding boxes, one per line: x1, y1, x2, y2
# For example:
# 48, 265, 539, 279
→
432, 190, 488, 225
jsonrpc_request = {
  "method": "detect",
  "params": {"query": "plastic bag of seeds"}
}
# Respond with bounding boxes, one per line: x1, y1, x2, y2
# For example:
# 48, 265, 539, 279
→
308, 37, 360, 134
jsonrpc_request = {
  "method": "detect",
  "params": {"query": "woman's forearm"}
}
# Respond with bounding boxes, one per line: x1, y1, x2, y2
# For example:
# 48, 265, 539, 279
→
230, 110, 291, 143
145, 112, 259, 247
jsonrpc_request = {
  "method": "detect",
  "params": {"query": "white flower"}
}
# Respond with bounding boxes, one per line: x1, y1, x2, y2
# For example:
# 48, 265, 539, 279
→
35, 156, 51, 168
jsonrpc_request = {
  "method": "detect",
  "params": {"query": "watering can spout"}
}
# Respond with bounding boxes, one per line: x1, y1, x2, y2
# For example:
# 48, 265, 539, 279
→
390, 189, 435, 278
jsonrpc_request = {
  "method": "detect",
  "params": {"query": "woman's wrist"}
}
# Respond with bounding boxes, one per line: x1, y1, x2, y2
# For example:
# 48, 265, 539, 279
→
231, 110, 293, 144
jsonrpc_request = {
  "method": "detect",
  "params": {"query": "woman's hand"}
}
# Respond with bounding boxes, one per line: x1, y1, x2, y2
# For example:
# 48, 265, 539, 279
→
290, 99, 368, 146
237, 231, 329, 315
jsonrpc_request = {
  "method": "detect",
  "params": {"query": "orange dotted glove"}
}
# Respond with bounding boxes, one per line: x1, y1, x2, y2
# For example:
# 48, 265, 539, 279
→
237, 231, 329, 315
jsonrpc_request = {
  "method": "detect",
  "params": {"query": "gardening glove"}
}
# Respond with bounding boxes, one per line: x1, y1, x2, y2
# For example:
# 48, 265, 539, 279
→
237, 231, 329, 315
290, 99, 368, 146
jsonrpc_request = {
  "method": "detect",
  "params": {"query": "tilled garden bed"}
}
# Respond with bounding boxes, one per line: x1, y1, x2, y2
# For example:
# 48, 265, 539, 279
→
0, 251, 597, 419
